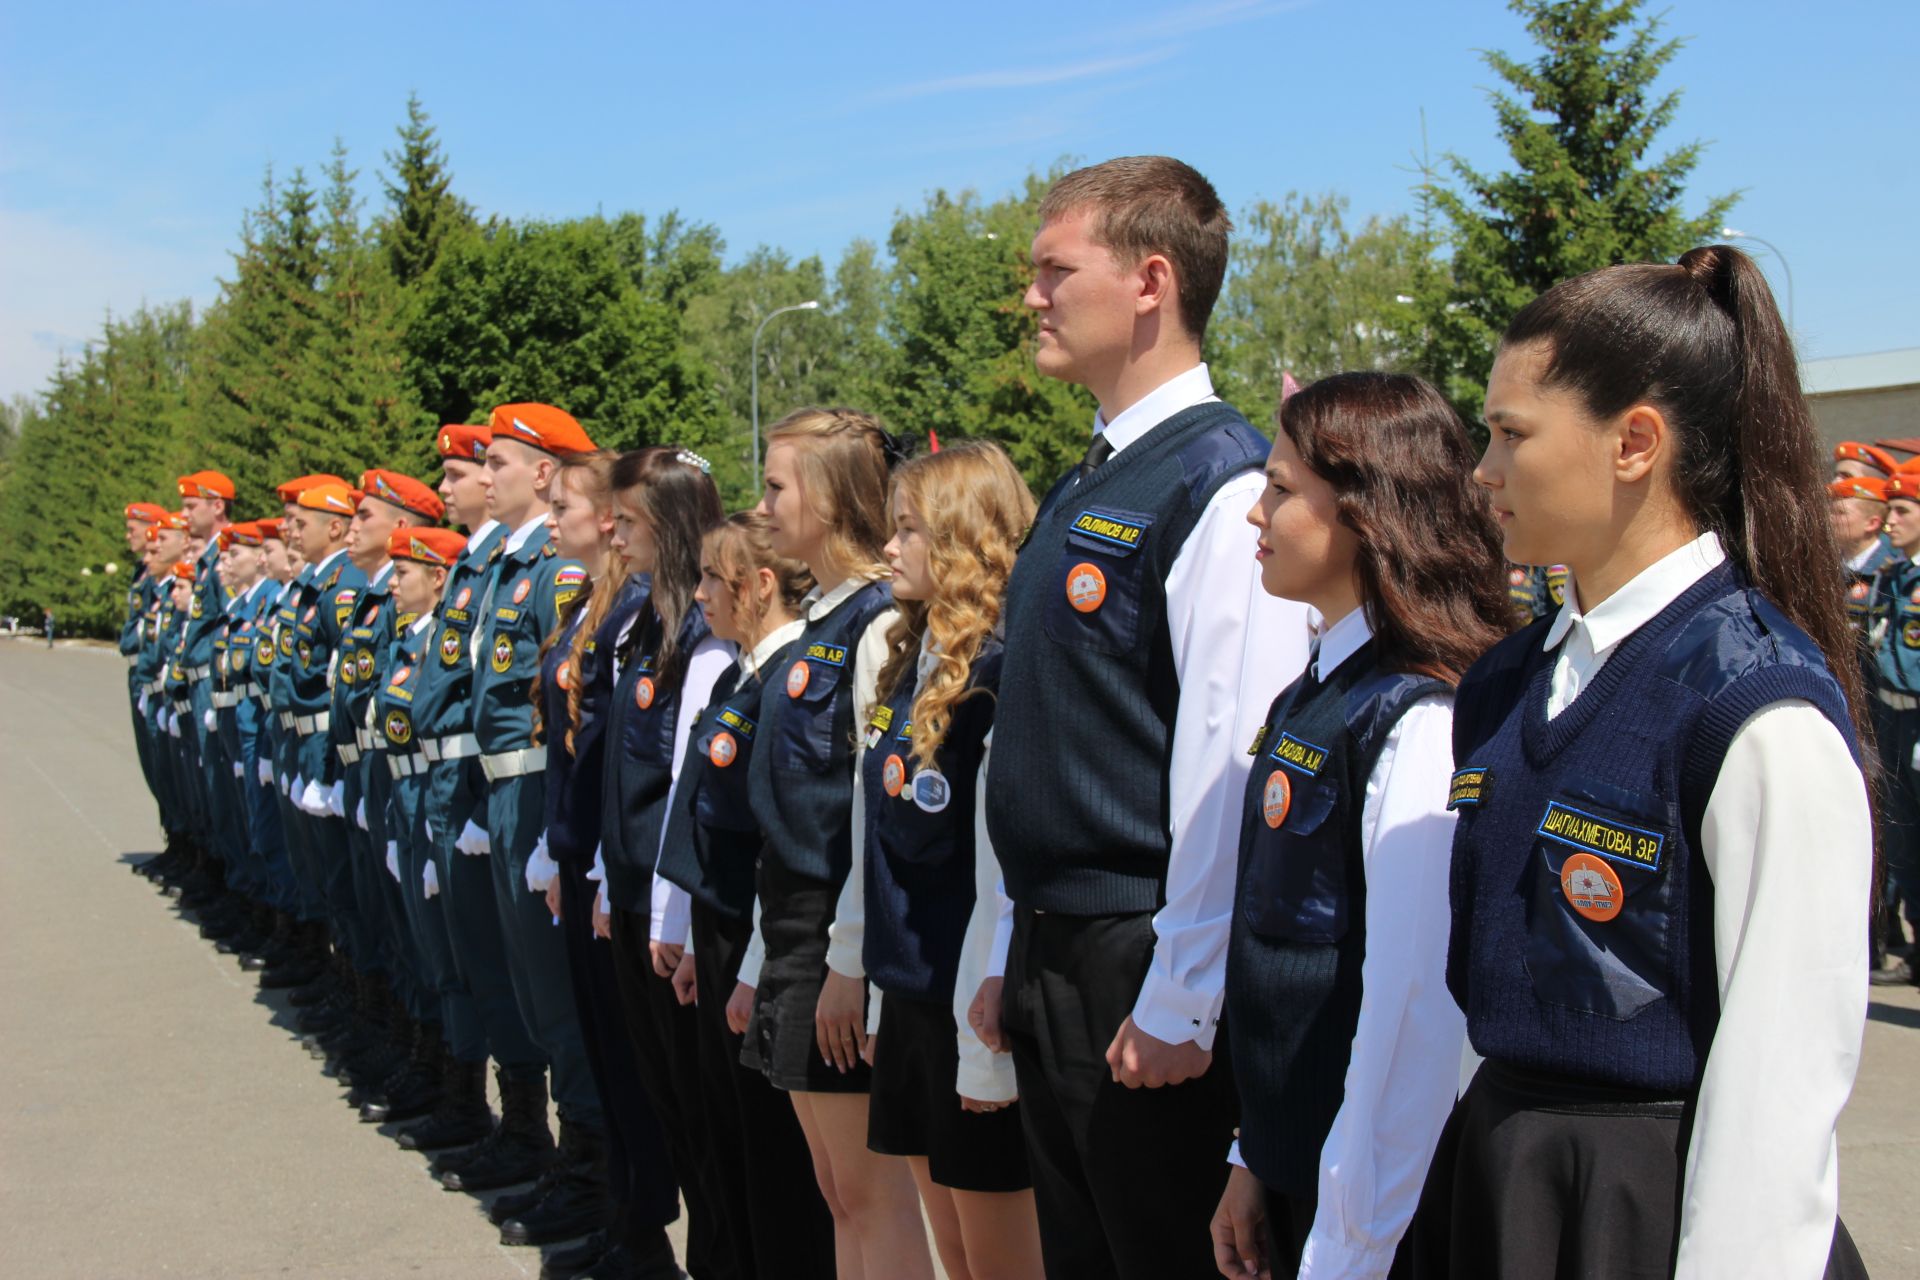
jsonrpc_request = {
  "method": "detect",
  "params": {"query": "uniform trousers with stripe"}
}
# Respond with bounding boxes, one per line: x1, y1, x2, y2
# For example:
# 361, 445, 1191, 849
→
391, 770, 484, 1060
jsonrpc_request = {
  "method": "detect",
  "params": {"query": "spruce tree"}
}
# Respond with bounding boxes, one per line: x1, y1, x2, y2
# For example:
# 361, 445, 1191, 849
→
1418, 0, 1736, 413
381, 94, 473, 289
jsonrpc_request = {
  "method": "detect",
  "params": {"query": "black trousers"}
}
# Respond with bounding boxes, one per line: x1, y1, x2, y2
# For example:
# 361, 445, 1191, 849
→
556, 864, 680, 1241
690, 900, 837, 1280
1001, 907, 1238, 1280
610, 904, 741, 1280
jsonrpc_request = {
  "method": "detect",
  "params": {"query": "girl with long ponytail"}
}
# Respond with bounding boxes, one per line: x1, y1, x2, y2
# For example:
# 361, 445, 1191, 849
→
1407, 246, 1871, 1280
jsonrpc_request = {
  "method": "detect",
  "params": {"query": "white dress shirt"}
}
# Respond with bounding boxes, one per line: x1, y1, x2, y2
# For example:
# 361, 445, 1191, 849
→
953, 732, 1019, 1103
1224, 608, 1466, 1279
1542, 532, 1869, 1280
1089, 364, 1313, 1048
649, 632, 739, 947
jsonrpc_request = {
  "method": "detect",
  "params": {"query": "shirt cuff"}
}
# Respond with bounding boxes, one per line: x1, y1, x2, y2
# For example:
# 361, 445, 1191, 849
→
1297, 1231, 1399, 1280
1227, 1139, 1245, 1169
653, 880, 692, 948
955, 1045, 1019, 1104
1130, 965, 1225, 1051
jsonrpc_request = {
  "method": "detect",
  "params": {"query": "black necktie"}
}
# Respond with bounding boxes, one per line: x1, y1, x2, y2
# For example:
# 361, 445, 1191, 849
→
1076, 433, 1114, 485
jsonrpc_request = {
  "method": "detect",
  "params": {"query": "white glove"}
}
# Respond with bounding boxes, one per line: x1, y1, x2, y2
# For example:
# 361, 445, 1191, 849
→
1911, 738, 1920, 772
286, 770, 303, 799
385, 840, 401, 882
423, 860, 441, 899
203, 708, 216, 731
232, 760, 243, 779
137, 691, 149, 714
455, 819, 491, 856
257, 757, 273, 786
299, 779, 329, 815
167, 713, 181, 738
326, 781, 345, 818
355, 796, 368, 831
586, 844, 610, 919
423, 818, 435, 845
525, 833, 559, 895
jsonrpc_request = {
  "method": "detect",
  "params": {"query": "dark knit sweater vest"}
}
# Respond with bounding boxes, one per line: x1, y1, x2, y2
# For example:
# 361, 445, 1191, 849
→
602, 603, 710, 911
1226, 642, 1446, 1195
656, 635, 802, 919
749, 580, 894, 886
1447, 562, 1856, 1091
987, 401, 1269, 914
860, 642, 1002, 1002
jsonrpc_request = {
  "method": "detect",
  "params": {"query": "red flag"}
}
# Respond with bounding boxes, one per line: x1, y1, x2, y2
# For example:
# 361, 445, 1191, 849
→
928, 429, 941, 453
1280, 371, 1303, 402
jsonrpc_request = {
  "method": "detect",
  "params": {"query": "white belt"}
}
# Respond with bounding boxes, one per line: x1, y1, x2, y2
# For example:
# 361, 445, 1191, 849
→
420, 734, 480, 764
145, 679, 166, 695
338, 743, 362, 765
387, 753, 427, 779
1879, 688, 1919, 712
238, 682, 263, 700
186, 664, 211, 681
356, 728, 375, 751
481, 748, 546, 783
125, 653, 139, 667
171, 699, 192, 714
295, 712, 332, 736
278, 712, 298, 731
370, 731, 388, 750
210, 691, 240, 709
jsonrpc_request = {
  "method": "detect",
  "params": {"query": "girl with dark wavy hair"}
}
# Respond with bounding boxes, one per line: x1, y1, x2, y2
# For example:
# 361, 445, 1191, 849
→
1407, 246, 1871, 1280
1210, 372, 1507, 1280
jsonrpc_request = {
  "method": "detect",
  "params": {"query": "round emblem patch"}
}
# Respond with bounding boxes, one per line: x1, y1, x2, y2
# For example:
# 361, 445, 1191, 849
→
1911, 586, 1920, 605
491, 634, 514, 673
882, 754, 906, 798
303, 606, 317, 623
455, 587, 472, 610
709, 732, 738, 768
512, 579, 532, 605
1905, 620, 1920, 650
356, 650, 374, 682
340, 658, 356, 685
297, 640, 313, 667
257, 638, 274, 665
556, 662, 573, 691
1261, 769, 1292, 829
1065, 562, 1107, 613
279, 630, 294, 657
384, 709, 414, 745
1561, 853, 1623, 922
440, 628, 463, 665
362, 605, 379, 625
786, 661, 811, 699
635, 676, 655, 709
1849, 581, 1869, 601
391, 665, 411, 686
1509, 568, 1527, 586
911, 770, 951, 814
190, 597, 203, 620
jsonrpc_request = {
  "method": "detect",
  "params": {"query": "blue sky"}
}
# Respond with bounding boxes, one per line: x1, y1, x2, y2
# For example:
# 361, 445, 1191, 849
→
2, 0, 1914, 404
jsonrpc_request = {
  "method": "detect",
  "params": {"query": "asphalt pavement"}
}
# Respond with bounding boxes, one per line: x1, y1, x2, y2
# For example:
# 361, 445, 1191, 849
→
1, 637, 1915, 1277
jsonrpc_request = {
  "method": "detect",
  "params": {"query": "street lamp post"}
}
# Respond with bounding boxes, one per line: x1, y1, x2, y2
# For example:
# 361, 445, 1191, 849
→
1720, 228, 1794, 329
751, 300, 822, 481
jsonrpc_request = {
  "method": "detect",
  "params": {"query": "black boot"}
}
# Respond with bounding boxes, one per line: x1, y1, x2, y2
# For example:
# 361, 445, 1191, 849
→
241, 911, 300, 971
198, 895, 249, 940
497, 1119, 614, 1245
439, 1067, 553, 1192
361, 1023, 444, 1123
397, 1055, 492, 1151
219, 902, 274, 954
259, 921, 327, 988
340, 979, 410, 1087
540, 1229, 614, 1280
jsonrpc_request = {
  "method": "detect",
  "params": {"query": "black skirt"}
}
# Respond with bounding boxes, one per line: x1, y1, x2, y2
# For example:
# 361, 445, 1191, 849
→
1405, 1059, 1869, 1279
740, 858, 871, 1094
867, 991, 1031, 1193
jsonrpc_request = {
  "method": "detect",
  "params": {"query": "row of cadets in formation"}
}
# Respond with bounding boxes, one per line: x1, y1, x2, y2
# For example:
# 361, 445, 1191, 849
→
110, 152, 1875, 1280
1831, 445, 1920, 988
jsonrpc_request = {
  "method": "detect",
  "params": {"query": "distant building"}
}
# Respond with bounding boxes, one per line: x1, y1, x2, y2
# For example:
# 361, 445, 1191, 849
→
1803, 347, 1920, 454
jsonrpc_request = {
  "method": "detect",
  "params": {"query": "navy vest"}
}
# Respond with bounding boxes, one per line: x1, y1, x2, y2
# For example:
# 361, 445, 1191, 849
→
602, 603, 713, 910
749, 580, 895, 886
987, 401, 1270, 914
860, 642, 1002, 1002
656, 636, 802, 920
1225, 644, 1445, 1195
1447, 563, 1856, 1092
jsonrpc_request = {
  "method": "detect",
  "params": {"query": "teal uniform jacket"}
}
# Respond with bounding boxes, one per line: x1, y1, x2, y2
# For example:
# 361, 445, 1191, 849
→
135, 579, 171, 702
182, 538, 227, 673
1873, 555, 1920, 695
412, 522, 510, 852
332, 564, 402, 757
268, 569, 313, 716
289, 550, 369, 783
374, 623, 431, 835
1847, 538, 1896, 635
120, 568, 157, 680
469, 525, 587, 755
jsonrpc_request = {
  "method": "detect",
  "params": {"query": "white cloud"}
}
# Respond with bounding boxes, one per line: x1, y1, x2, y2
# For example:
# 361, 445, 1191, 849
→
871, 50, 1172, 103
1094, 0, 1314, 44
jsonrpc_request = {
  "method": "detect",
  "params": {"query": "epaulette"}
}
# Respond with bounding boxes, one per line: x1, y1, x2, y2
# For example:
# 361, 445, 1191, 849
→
325, 566, 341, 588
488, 544, 503, 563
542, 543, 556, 558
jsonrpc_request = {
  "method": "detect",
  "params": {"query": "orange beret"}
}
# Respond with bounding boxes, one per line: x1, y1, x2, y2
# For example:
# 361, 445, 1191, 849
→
297, 482, 362, 516
275, 473, 349, 503
125, 501, 169, 524
1835, 442, 1897, 475
490, 403, 595, 456
387, 526, 469, 567
1830, 477, 1887, 503
256, 518, 286, 542
437, 424, 491, 462
220, 522, 266, 549
177, 471, 236, 500
171, 561, 196, 583
359, 469, 446, 522
1887, 474, 1920, 503
153, 510, 189, 531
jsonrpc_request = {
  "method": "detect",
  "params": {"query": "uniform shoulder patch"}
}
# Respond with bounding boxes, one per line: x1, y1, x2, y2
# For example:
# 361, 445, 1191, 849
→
554, 565, 587, 588
335, 588, 356, 605
1447, 767, 1489, 810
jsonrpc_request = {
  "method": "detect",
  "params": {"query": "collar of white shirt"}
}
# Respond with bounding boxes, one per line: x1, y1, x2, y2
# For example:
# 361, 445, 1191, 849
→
740, 617, 806, 684
1092, 364, 1220, 457
409, 612, 434, 637
505, 513, 548, 555
369, 561, 393, 590
309, 548, 349, 580
1846, 539, 1883, 572
1541, 531, 1727, 658
803, 574, 884, 623
467, 518, 501, 551
1314, 606, 1373, 682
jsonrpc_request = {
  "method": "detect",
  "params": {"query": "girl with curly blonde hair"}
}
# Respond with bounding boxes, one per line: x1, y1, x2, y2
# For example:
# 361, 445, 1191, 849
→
856, 440, 1044, 1280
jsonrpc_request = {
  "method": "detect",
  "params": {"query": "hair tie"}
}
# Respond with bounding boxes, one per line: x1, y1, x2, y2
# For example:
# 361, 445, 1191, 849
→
676, 450, 712, 475
879, 431, 911, 470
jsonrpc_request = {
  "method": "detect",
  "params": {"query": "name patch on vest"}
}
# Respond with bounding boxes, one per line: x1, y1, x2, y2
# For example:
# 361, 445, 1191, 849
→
805, 642, 847, 667
864, 703, 893, 748
1536, 801, 1664, 871
716, 706, 757, 739
1447, 767, 1490, 810
1069, 509, 1146, 553
1268, 731, 1329, 776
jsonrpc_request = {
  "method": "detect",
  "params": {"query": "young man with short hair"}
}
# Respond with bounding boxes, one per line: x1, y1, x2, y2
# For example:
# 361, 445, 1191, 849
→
983, 156, 1311, 1277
